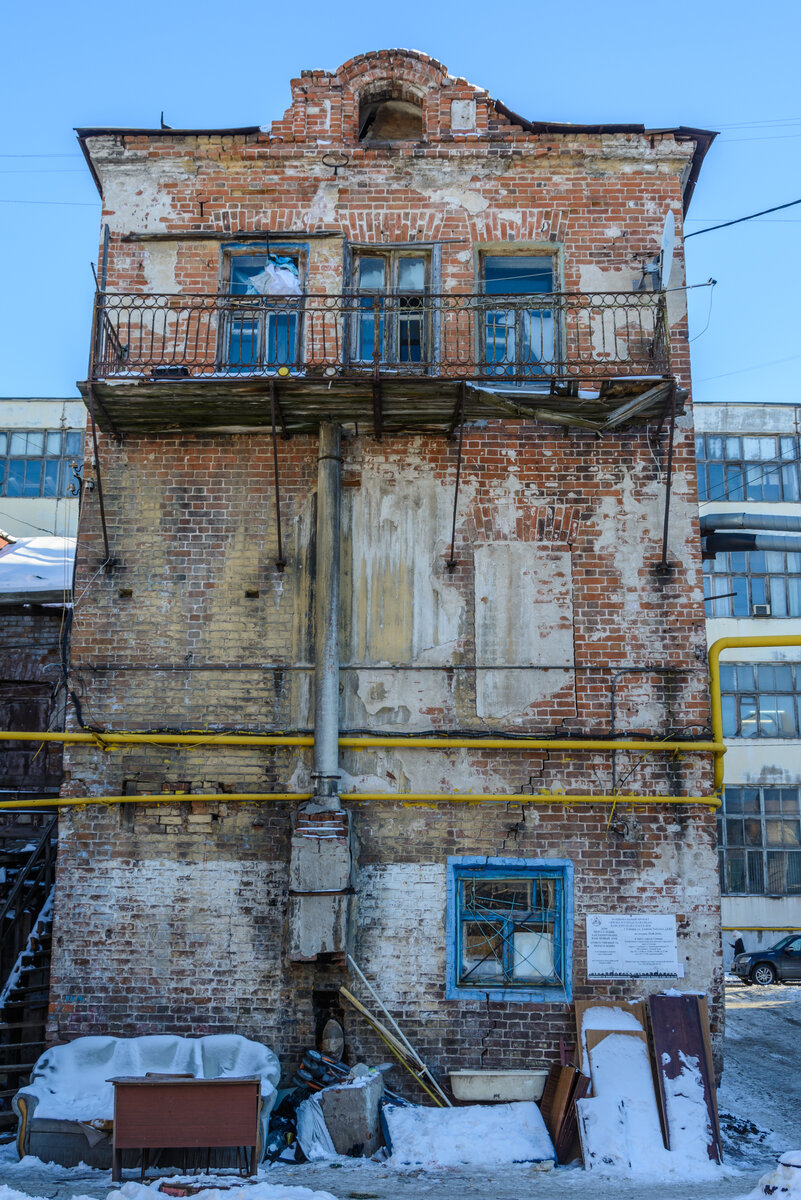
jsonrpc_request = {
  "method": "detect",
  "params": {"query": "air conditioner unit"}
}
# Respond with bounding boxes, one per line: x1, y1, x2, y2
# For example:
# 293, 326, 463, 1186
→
753, 604, 771, 617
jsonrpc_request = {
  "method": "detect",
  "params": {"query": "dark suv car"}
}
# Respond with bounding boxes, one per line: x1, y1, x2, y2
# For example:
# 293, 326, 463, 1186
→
732, 933, 801, 985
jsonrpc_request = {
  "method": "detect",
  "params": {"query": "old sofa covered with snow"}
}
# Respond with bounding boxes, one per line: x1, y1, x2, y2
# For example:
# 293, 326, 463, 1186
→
13, 1033, 281, 1168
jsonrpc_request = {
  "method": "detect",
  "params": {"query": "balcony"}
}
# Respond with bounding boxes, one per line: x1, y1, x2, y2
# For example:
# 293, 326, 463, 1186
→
85, 291, 676, 435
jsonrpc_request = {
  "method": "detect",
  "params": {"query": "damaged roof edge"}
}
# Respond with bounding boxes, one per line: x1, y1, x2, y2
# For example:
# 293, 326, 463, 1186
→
75, 121, 717, 213
493, 104, 718, 215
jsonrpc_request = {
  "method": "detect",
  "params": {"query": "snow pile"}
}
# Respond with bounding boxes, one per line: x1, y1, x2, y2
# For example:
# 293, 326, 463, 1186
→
747, 1150, 801, 1197
383, 1100, 555, 1167
578, 1033, 720, 1179
107, 1182, 339, 1200
17, 1034, 280, 1122
0, 1190, 98, 1200
0, 537, 75, 598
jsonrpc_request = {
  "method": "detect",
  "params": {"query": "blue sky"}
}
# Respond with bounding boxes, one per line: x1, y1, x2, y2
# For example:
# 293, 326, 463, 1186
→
2, 0, 800, 402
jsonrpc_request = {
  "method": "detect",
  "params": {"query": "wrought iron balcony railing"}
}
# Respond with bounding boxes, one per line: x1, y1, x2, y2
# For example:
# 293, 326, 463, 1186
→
91, 291, 670, 385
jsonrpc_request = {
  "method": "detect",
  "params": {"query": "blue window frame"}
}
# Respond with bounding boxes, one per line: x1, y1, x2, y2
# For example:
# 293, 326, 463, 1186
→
446, 857, 573, 1002
481, 255, 555, 377
224, 249, 304, 372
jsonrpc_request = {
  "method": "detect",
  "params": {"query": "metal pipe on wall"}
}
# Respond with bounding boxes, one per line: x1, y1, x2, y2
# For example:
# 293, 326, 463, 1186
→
703, 532, 801, 556
312, 421, 342, 810
700, 512, 801, 535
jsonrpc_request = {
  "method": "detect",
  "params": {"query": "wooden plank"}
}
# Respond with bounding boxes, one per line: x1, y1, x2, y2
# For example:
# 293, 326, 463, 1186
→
538, 1064, 561, 1130
648, 994, 721, 1163
554, 1072, 590, 1164
544, 1065, 577, 1146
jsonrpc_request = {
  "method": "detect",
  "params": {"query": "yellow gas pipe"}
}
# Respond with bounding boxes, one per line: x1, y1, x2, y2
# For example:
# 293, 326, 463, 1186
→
0, 730, 721, 754
0, 792, 719, 811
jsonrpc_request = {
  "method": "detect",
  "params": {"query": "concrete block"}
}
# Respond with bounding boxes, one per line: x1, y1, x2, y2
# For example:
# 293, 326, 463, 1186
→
317, 1070, 384, 1157
287, 892, 351, 961
289, 834, 351, 893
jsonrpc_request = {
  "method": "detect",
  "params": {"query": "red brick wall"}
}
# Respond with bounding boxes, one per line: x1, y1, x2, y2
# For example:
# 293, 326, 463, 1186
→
51, 50, 720, 1079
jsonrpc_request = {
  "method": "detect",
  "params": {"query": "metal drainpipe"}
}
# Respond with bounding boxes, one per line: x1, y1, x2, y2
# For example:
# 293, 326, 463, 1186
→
311, 421, 342, 811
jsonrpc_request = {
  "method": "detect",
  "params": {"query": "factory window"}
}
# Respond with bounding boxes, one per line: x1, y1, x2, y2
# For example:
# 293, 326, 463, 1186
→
696, 434, 801, 502
224, 251, 303, 371
352, 250, 431, 365
446, 857, 573, 1002
481, 254, 556, 376
719, 661, 801, 738
0, 430, 84, 498
703, 551, 801, 618
718, 787, 801, 895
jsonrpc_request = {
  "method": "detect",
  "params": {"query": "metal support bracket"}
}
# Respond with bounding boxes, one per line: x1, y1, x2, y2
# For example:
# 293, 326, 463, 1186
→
657, 381, 678, 572
270, 379, 290, 440
446, 383, 466, 573
270, 382, 287, 571
372, 380, 383, 442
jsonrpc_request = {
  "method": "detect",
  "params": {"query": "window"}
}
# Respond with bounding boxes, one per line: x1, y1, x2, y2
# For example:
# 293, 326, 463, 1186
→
696, 434, 801, 502
718, 787, 801, 895
0, 430, 83, 498
703, 550, 801, 618
224, 252, 303, 371
351, 250, 430, 366
446, 857, 573, 1001
481, 255, 555, 376
358, 93, 423, 142
720, 661, 801, 738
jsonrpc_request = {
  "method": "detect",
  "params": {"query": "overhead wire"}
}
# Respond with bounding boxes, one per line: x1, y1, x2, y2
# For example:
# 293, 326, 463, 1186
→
685, 197, 801, 238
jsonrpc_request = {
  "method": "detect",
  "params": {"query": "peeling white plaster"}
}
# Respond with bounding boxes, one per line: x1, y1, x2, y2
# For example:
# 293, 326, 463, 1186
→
474, 544, 574, 719
420, 186, 489, 214
142, 244, 179, 293
305, 182, 340, 228
342, 469, 468, 667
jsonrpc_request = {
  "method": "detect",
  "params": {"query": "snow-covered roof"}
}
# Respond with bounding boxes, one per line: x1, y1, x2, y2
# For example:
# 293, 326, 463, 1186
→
0, 536, 75, 604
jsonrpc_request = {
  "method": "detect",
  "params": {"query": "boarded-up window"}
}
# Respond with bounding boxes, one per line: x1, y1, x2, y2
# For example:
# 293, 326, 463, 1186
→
474, 544, 574, 719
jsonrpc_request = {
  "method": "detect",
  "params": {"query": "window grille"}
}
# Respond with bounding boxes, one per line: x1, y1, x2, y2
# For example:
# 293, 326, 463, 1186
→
718, 787, 801, 895
447, 857, 572, 1001
0, 430, 84, 499
719, 661, 801, 738
696, 434, 801, 502
703, 550, 801, 618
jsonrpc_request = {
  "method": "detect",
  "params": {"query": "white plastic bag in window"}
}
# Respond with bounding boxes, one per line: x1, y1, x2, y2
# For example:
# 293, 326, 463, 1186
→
248, 261, 302, 296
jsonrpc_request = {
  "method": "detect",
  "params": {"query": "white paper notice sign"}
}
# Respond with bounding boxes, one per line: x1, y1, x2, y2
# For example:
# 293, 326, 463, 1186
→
586, 913, 680, 978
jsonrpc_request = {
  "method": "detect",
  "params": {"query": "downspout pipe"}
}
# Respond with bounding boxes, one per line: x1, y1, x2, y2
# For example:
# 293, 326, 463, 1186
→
701, 513, 801, 535
703, 532, 801, 557
312, 422, 342, 810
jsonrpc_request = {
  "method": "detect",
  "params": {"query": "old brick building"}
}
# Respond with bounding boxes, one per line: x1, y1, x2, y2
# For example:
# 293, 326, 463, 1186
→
50, 50, 720, 1082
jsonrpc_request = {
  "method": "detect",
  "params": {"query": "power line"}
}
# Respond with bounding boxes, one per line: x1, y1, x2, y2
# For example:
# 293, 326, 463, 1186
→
697, 351, 801, 383
0, 153, 81, 159
685, 198, 801, 239
0, 169, 86, 175
0, 198, 98, 207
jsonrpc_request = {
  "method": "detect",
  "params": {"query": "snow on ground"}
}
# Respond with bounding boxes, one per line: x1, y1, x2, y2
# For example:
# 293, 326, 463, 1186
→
719, 981, 801, 1159
1, 982, 799, 1200
383, 1100, 554, 1166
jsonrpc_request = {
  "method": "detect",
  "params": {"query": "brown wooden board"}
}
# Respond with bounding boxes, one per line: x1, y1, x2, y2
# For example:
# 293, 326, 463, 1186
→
554, 1072, 590, 1165
539, 1064, 562, 1131
544, 1065, 578, 1146
648, 994, 722, 1163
